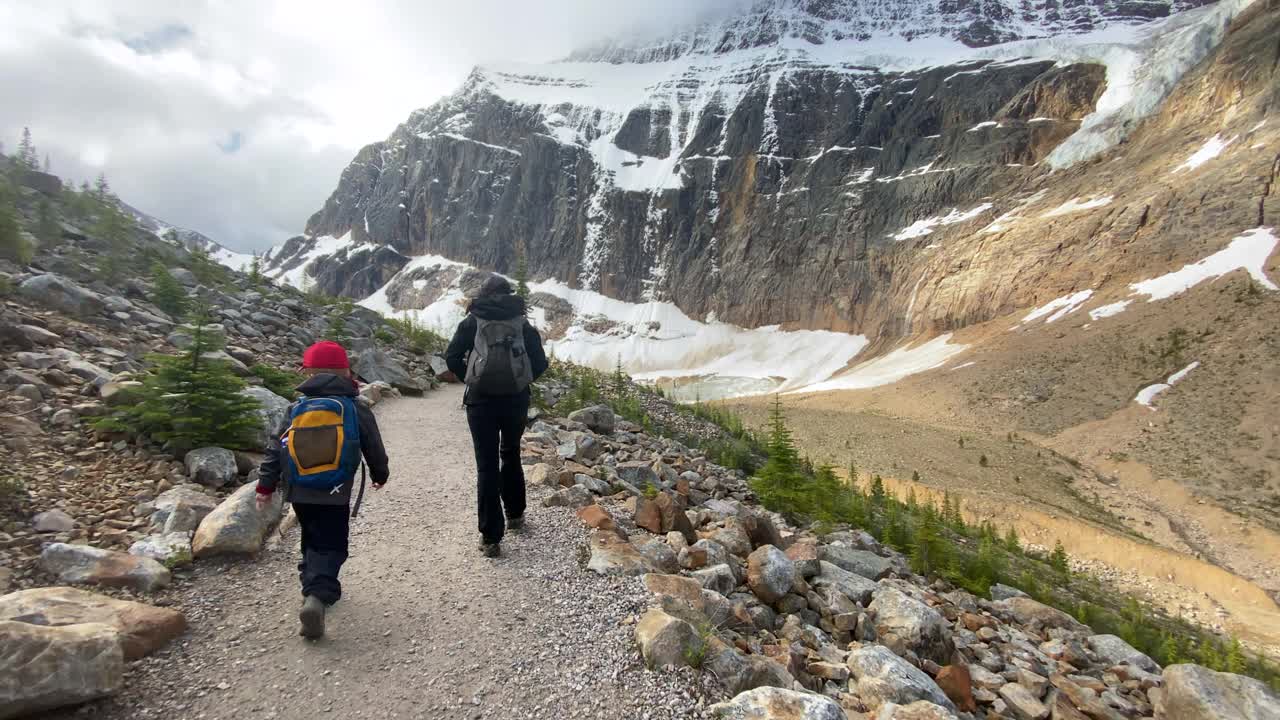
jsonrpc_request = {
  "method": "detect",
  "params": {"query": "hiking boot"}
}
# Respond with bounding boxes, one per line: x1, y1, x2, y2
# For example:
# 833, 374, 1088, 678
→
299, 595, 326, 639
480, 541, 501, 558
506, 515, 525, 531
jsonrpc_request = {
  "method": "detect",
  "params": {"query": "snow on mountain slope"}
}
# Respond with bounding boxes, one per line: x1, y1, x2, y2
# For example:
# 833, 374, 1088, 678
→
124, 201, 256, 272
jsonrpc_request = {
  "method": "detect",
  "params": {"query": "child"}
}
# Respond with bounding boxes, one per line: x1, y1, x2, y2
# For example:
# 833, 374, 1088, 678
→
255, 341, 389, 639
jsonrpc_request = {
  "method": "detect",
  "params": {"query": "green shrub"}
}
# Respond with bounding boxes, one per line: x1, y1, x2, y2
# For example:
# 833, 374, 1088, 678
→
0, 196, 32, 265
96, 310, 262, 452
251, 364, 302, 399
149, 262, 189, 318
385, 315, 447, 355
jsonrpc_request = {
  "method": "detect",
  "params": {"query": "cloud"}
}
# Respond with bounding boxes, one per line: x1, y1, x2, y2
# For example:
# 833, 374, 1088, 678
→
0, 0, 751, 252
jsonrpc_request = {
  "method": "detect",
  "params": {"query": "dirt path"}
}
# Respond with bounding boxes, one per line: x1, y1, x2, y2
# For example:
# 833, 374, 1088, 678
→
64, 386, 717, 720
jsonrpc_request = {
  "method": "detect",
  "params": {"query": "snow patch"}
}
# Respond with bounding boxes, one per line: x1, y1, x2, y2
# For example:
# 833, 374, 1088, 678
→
1022, 290, 1094, 325
1135, 361, 1200, 409
1130, 227, 1278, 300
890, 204, 994, 241
789, 334, 968, 394
1089, 300, 1132, 321
1042, 196, 1113, 218
268, 232, 358, 289
1173, 134, 1235, 173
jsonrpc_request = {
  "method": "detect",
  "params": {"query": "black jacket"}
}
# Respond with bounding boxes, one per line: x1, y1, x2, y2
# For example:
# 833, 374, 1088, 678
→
256, 373, 390, 505
445, 293, 549, 405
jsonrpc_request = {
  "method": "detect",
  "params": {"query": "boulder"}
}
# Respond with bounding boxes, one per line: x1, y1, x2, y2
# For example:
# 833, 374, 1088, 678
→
1088, 634, 1160, 673
32, 509, 75, 533
240, 386, 292, 449
998, 597, 1088, 634
617, 461, 659, 488
694, 563, 739, 596
635, 607, 704, 669
747, 545, 795, 603
17, 274, 106, 318
192, 482, 284, 558
934, 665, 976, 713
585, 531, 654, 576
998, 683, 1050, 720
709, 686, 846, 719
637, 540, 680, 573
64, 358, 112, 387
821, 545, 893, 580
0, 586, 186, 661
99, 380, 144, 407
868, 586, 955, 665
354, 348, 422, 395
634, 496, 663, 533
738, 508, 788, 550
0, 620, 123, 720
812, 561, 878, 606
150, 485, 218, 533
711, 520, 754, 558
576, 504, 624, 537
786, 543, 821, 577
185, 447, 238, 488
542, 485, 594, 509
568, 405, 616, 434
874, 702, 958, 719
846, 644, 956, 711
1158, 664, 1280, 720
39, 544, 171, 593
128, 532, 193, 568
705, 639, 796, 695
990, 583, 1030, 601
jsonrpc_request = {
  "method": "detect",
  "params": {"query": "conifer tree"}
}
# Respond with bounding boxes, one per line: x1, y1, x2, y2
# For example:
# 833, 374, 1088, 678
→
325, 299, 354, 345
0, 188, 31, 265
1004, 526, 1022, 554
612, 354, 627, 395
36, 198, 60, 246
514, 246, 530, 298
42, 153, 50, 173
1050, 540, 1071, 577
96, 304, 261, 452
1225, 637, 1247, 674
1158, 633, 1182, 666
149, 262, 189, 318
870, 474, 886, 508
248, 253, 263, 287
910, 509, 945, 576
749, 396, 812, 517
94, 172, 112, 200
90, 201, 131, 283
17, 128, 37, 169
906, 487, 919, 514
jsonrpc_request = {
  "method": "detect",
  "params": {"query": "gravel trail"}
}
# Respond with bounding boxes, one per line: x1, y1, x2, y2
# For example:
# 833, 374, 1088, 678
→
65, 386, 718, 720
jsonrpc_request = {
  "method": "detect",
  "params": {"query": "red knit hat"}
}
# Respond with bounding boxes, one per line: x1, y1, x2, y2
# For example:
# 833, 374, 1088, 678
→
301, 341, 350, 370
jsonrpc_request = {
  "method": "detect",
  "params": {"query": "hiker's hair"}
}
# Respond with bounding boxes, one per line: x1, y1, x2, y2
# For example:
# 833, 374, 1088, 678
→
478, 275, 513, 297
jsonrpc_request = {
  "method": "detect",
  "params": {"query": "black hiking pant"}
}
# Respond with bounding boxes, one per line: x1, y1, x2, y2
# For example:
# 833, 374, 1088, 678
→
293, 503, 349, 605
466, 394, 529, 544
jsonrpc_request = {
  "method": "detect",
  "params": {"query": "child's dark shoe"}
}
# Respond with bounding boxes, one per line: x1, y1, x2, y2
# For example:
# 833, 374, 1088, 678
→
299, 595, 326, 639
506, 516, 524, 531
480, 541, 501, 558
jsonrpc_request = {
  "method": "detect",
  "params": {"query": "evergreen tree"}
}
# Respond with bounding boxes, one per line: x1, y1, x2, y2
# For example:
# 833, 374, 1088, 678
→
36, 198, 60, 246
96, 306, 261, 452
149, 262, 189, 318
90, 201, 132, 283
846, 460, 858, 486
94, 172, 112, 200
514, 247, 530, 298
910, 509, 945, 576
188, 246, 226, 286
1225, 637, 1247, 674
248, 253, 263, 287
950, 495, 967, 534
612, 354, 627, 395
1049, 540, 1071, 577
971, 534, 1003, 592
1158, 633, 1182, 666
1004, 526, 1022, 554
1196, 640, 1222, 671
749, 396, 813, 518
870, 474, 886, 508
42, 152, 50, 173
911, 469, 920, 482
17, 127, 37, 169
906, 487, 919, 514
325, 299, 354, 345
0, 189, 31, 265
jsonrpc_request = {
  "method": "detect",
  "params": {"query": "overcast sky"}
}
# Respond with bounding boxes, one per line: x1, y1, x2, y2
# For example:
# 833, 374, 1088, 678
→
0, 1, 746, 253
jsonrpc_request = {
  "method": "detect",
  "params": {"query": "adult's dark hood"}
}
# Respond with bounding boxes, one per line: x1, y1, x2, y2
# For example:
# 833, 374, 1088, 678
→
295, 373, 359, 397
468, 293, 526, 321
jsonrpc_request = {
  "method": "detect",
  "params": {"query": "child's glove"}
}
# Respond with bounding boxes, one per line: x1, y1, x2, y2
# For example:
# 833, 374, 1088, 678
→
254, 487, 273, 510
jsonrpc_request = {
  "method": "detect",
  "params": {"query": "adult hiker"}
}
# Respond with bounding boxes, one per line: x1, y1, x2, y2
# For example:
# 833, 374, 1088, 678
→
445, 274, 549, 558
255, 340, 390, 638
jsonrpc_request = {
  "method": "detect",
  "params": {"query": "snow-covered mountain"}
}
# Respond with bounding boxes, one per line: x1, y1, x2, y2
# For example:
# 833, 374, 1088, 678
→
263, 0, 1270, 398
124, 201, 255, 272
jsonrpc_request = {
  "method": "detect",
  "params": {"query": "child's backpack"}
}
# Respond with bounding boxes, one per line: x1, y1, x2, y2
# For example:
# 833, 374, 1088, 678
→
282, 395, 362, 492
465, 317, 533, 396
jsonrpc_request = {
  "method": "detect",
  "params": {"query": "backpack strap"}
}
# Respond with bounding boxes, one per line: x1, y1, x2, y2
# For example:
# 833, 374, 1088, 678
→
350, 461, 367, 519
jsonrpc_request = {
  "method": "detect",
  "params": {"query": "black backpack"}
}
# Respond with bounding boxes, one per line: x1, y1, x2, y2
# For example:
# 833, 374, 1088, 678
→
465, 317, 533, 396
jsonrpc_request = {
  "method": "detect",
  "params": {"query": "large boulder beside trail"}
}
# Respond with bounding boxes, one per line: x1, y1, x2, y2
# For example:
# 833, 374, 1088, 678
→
0, 586, 186, 661
354, 348, 423, 395
17, 274, 106, 318
39, 544, 171, 593
820, 545, 893, 580
128, 532, 193, 568
709, 686, 847, 719
568, 405, 616, 434
185, 447, 238, 488
635, 607, 704, 669
1088, 634, 1160, 673
150, 484, 219, 533
192, 482, 285, 558
746, 545, 794, 603
1157, 664, 1280, 720
868, 586, 955, 665
240, 386, 292, 449
846, 644, 956, 712
0, 620, 123, 720
585, 531, 655, 576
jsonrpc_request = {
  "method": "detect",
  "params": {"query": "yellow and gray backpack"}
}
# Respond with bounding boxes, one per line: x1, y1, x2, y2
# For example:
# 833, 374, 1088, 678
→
282, 396, 361, 492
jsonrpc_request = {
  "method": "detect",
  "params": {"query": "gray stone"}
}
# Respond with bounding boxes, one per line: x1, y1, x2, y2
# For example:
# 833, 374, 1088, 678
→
32, 509, 75, 533
0, 586, 186, 662
746, 545, 794, 604
354, 348, 423, 394
128, 533, 194, 567
868, 586, 955, 665
568, 405, 616, 434
0, 620, 123, 719
18, 274, 106, 318
185, 447, 238, 488
694, 563, 738, 596
542, 485, 594, 508
15, 352, 57, 370
709, 686, 846, 719
1088, 634, 1160, 673
821, 545, 893, 580
998, 683, 1049, 720
1158, 664, 1280, 720
846, 644, 956, 711
585, 532, 654, 576
39, 543, 171, 593
18, 324, 60, 345
635, 607, 703, 669
637, 540, 679, 573
63, 359, 112, 387
240, 386, 291, 450
875, 701, 958, 719
150, 485, 219, 533
192, 483, 285, 557
812, 560, 878, 606
990, 583, 1030, 601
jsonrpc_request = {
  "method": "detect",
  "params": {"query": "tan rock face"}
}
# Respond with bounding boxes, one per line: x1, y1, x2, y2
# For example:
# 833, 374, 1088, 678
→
0, 586, 186, 661
935, 664, 976, 713
635, 607, 703, 669
0, 620, 123, 720
585, 531, 654, 576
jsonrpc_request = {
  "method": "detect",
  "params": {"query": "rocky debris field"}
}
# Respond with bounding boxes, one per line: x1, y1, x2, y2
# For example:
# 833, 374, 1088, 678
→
518, 402, 1280, 719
